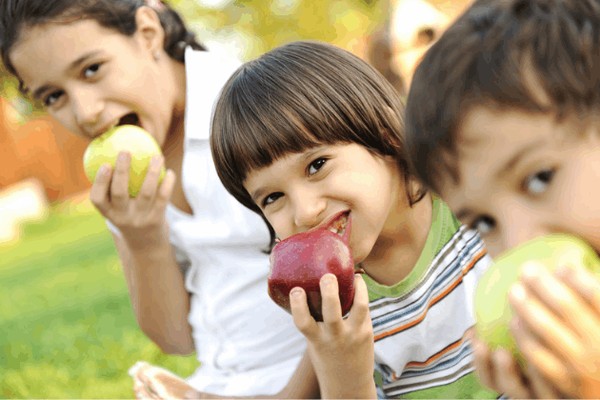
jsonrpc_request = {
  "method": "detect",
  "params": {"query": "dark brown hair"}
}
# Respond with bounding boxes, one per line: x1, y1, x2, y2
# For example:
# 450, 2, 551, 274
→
211, 41, 424, 232
0, 0, 204, 81
405, 0, 600, 193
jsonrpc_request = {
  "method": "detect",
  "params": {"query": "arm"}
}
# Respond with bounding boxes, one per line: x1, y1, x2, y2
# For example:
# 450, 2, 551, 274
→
91, 153, 194, 354
131, 351, 320, 399
113, 232, 194, 354
130, 276, 374, 399
290, 273, 376, 399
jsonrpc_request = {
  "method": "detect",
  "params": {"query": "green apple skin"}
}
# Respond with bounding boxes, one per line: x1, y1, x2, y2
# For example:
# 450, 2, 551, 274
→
83, 125, 166, 197
475, 233, 600, 357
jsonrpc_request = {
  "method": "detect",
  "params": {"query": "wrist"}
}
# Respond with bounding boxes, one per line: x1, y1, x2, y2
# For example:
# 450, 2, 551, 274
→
318, 373, 376, 399
122, 223, 170, 251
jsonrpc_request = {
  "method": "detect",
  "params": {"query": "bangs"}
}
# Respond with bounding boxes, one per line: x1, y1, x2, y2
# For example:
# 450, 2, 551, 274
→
212, 42, 406, 213
216, 74, 351, 182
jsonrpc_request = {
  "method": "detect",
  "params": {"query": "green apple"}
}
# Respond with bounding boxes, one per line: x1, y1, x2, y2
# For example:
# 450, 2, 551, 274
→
83, 125, 165, 197
474, 233, 600, 357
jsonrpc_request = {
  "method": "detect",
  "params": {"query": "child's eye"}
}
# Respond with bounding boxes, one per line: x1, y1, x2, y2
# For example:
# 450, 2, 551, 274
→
470, 216, 495, 236
524, 168, 555, 194
44, 90, 64, 107
262, 192, 283, 208
83, 63, 102, 79
308, 158, 327, 175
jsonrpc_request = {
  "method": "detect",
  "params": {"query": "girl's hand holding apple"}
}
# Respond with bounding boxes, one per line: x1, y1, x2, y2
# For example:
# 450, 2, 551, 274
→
84, 125, 176, 247
289, 273, 376, 399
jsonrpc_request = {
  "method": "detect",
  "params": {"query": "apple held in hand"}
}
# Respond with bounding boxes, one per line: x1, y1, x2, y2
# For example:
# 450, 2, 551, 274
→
268, 215, 356, 321
474, 233, 600, 357
83, 125, 165, 197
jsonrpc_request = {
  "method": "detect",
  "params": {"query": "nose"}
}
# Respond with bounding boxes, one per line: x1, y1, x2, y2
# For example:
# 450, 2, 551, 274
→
292, 189, 327, 232
72, 88, 103, 134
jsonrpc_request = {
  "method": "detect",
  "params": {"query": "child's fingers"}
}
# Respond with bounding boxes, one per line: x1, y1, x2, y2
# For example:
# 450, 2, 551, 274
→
526, 363, 563, 399
135, 155, 164, 210
556, 265, 600, 313
510, 317, 574, 393
320, 273, 343, 325
89, 164, 112, 214
348, 274, 370, 325
491, 349, 530, 399
154, 169, 177, 210
471, 337, 497, 391
519, 263, 599, 339
509, 283, 585, 365
133, 363, 190, 399
133, 381, 156, 399
110, 151, 132, 209
290, 287, 318, 338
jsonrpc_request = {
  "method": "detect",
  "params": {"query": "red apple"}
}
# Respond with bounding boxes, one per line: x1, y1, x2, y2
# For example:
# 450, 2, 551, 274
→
268, 214, 355, 321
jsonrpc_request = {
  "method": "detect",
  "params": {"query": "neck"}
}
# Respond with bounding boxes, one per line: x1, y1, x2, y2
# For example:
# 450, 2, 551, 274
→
361, 193, 432, 286
162, 113, 185, 169
162, 60, 187, 168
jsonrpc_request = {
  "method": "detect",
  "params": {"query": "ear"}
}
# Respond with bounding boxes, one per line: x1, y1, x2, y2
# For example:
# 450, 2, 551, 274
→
134, 6, 165, 57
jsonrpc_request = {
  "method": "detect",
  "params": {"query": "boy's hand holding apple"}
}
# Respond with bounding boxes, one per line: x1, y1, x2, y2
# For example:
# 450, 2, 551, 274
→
473, 234, 600, 398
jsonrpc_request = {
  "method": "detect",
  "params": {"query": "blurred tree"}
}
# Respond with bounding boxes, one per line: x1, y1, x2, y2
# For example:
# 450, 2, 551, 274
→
174, 0, 385, 59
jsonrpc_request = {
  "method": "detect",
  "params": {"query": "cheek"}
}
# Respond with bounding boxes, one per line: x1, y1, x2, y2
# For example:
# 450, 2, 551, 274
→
50, 109, 83, 138
265, 214, 290, 240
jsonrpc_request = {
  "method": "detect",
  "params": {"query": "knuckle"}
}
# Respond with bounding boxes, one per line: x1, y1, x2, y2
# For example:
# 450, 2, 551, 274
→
354, 300, 370, 315
138, 190, 154, 202
293, 316, 314, 336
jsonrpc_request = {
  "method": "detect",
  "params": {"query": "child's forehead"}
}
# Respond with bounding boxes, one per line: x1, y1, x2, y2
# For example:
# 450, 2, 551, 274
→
457, 105, 553, 145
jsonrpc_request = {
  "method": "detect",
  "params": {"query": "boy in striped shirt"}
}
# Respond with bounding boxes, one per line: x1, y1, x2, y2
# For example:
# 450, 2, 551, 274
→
405, 0, 600, 398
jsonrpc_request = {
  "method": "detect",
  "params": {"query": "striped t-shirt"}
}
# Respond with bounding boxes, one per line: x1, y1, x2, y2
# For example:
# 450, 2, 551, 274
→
364, 197, 499, 399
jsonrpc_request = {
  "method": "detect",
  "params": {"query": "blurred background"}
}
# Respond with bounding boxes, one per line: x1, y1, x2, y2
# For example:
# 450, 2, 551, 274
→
0, 0, 472, 397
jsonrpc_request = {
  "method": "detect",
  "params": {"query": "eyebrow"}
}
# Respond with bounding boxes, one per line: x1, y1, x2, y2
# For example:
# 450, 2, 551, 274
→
31, 51, 102, 100
494, 138, 547, 181
454, 137, 548, 222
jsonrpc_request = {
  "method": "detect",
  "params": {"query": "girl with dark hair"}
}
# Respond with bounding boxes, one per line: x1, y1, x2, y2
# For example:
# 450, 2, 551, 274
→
209, 40, 497, 399
0, 0, 315, 397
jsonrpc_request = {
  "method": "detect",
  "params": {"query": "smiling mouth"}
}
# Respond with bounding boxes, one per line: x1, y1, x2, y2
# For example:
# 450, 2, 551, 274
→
327, 212, 350, 237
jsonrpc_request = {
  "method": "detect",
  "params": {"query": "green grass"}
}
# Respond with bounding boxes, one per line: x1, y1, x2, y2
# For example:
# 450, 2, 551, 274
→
0, 201, 197, 398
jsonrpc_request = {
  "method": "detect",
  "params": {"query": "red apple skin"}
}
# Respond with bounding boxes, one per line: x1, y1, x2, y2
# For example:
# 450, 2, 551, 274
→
268, 227, 355, 322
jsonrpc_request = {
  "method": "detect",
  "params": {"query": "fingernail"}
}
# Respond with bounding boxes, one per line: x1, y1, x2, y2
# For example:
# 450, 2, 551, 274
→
290, 287, 303, 298
509, 283, 527, 303
520, 261, 542, 281
151, 155, 162, 166
118, 152, 129, 162
321, 273, 335, 286
555, 264, 571, 277
509, 317, 521, 333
